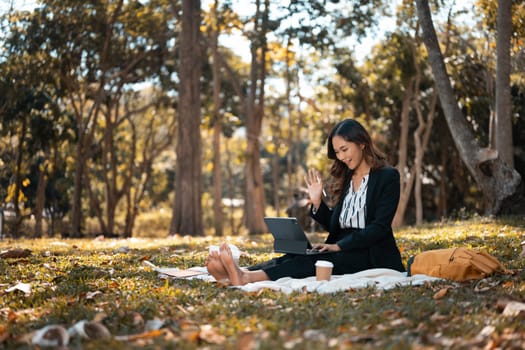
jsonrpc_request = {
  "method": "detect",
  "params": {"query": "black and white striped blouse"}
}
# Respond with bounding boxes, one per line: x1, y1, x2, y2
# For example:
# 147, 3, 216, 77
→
339, 174, 369, 229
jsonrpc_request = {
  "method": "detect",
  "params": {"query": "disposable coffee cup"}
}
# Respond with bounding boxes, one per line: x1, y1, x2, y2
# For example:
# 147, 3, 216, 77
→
315, 260, 334, 281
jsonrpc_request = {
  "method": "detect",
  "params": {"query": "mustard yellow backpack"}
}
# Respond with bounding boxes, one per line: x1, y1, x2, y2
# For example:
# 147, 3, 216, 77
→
407, 247, 510, 281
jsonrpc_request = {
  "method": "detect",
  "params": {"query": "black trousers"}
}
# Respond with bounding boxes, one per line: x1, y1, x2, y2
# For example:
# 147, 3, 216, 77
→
247, 248, 372, 281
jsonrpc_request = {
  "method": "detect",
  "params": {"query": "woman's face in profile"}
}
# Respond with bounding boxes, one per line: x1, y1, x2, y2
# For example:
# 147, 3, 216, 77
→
332, 135, 364, 171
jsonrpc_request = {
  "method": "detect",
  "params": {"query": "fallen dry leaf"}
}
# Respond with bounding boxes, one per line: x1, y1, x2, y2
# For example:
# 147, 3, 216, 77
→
236, 331, 255, 350
85, 290, 103, 300
0, 249, 31, 259
478, 325, 496, 338
502, 301, 525, 317
175, 304, 190, 315
180, 328, 200, 343
433, 287, 450, 300
199, 324, 226, 345
67, 320, 111, 340
474, 279, 500, 292
430, 312, 448, 322
180, 321, 200, 342
502, 281, 514, 288
390, 318, 411, 327
114, 329, 166, 342
18, 325, 69, 347
284, 337, 304, 349
0, 324, 9, 344
108, 280, 120, 288
5, 282, 31, 295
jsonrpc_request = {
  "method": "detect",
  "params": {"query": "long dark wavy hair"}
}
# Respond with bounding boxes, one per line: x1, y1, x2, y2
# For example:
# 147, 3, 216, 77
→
326, 119, 387, 202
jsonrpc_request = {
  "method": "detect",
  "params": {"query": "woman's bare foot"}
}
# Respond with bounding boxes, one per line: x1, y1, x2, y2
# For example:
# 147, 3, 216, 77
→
205, 251, 229, 282
220, 243, 250, 286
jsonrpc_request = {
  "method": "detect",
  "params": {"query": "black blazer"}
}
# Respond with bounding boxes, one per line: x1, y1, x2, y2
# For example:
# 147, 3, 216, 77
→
311, 166, 405, 272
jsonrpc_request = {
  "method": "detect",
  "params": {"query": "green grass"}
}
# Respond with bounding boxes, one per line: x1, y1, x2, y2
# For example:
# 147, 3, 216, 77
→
1, 216, 524, 349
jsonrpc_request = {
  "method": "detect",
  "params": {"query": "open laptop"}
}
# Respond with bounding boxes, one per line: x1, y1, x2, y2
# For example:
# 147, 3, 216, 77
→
264, 217, 322, 255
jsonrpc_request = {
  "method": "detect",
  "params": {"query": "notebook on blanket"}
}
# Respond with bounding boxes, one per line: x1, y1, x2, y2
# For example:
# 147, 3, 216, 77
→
264, 217, 322, 255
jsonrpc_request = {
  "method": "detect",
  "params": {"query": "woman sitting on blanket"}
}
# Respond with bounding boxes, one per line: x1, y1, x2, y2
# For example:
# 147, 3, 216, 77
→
206, 118, 405, 286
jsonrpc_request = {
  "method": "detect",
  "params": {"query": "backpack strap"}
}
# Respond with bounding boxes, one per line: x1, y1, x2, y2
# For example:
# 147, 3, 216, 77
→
463, 249, 511, 275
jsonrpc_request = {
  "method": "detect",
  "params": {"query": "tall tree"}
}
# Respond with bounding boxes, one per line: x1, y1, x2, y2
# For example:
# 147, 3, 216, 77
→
242, 0, 271, 233
494, 0, 513, 167
415, 0, 522, 214
170, 0, 203, 235
207, 0, 225, 236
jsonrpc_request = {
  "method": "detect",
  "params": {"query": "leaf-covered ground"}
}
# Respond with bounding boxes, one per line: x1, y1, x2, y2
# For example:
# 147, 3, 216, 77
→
1, 216, 524, 349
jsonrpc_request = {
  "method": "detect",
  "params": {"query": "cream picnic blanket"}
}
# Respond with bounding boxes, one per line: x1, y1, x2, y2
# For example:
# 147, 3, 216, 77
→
147, 262, 442, 294
228, 268, 441, 294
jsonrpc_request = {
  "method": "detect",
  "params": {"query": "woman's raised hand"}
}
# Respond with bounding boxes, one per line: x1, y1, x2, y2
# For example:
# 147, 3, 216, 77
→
304, 168, 324, 209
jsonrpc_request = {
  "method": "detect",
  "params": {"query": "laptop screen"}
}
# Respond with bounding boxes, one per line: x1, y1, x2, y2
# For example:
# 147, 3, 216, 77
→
264, 217, 313, 250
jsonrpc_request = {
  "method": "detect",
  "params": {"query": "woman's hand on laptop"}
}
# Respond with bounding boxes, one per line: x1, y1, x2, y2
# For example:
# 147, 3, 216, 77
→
311, 243, 341, 253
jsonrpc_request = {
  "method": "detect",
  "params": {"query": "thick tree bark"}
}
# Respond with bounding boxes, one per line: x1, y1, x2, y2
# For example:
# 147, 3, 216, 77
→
170, 0, 203, 235
495, 0, 514, 167
244, 107, 268, 233
415, 0, 521, 215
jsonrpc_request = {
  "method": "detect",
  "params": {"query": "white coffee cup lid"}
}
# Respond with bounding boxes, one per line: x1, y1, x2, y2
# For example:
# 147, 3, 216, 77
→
315, 260, 334, 268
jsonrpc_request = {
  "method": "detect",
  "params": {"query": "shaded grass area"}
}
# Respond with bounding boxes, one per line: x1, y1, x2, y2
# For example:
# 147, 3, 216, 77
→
1, 216, 524, 349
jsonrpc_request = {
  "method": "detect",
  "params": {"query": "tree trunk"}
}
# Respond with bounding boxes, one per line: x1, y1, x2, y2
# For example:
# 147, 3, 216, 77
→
495, 0, 514, 167
70, 142, 85, 237
413, 90, 438, 225
243, 0, 269, 234
285, 38, 294, 204
244, 116, 267, 233
34, 162, 48, 238
393, 79, 414, 228
412, 24, 438, 226
12, 117, 28, 238
211, 1, 224, 236
212, 122, 224, 236
438, 147, 448, 217
103, 111, 117, 235
170, 0, 203, 235
123, 115, 138, 238
224, 138, 237, 234
272, 134, 281, 216
415, 0, 521, 215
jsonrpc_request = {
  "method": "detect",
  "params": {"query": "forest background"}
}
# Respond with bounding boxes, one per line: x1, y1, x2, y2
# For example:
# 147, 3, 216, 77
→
0, 0, 524, 239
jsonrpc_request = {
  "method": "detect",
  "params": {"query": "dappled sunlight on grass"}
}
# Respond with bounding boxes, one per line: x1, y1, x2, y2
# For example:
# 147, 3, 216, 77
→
0, 216, 524, 349
395, 216, 525, 270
